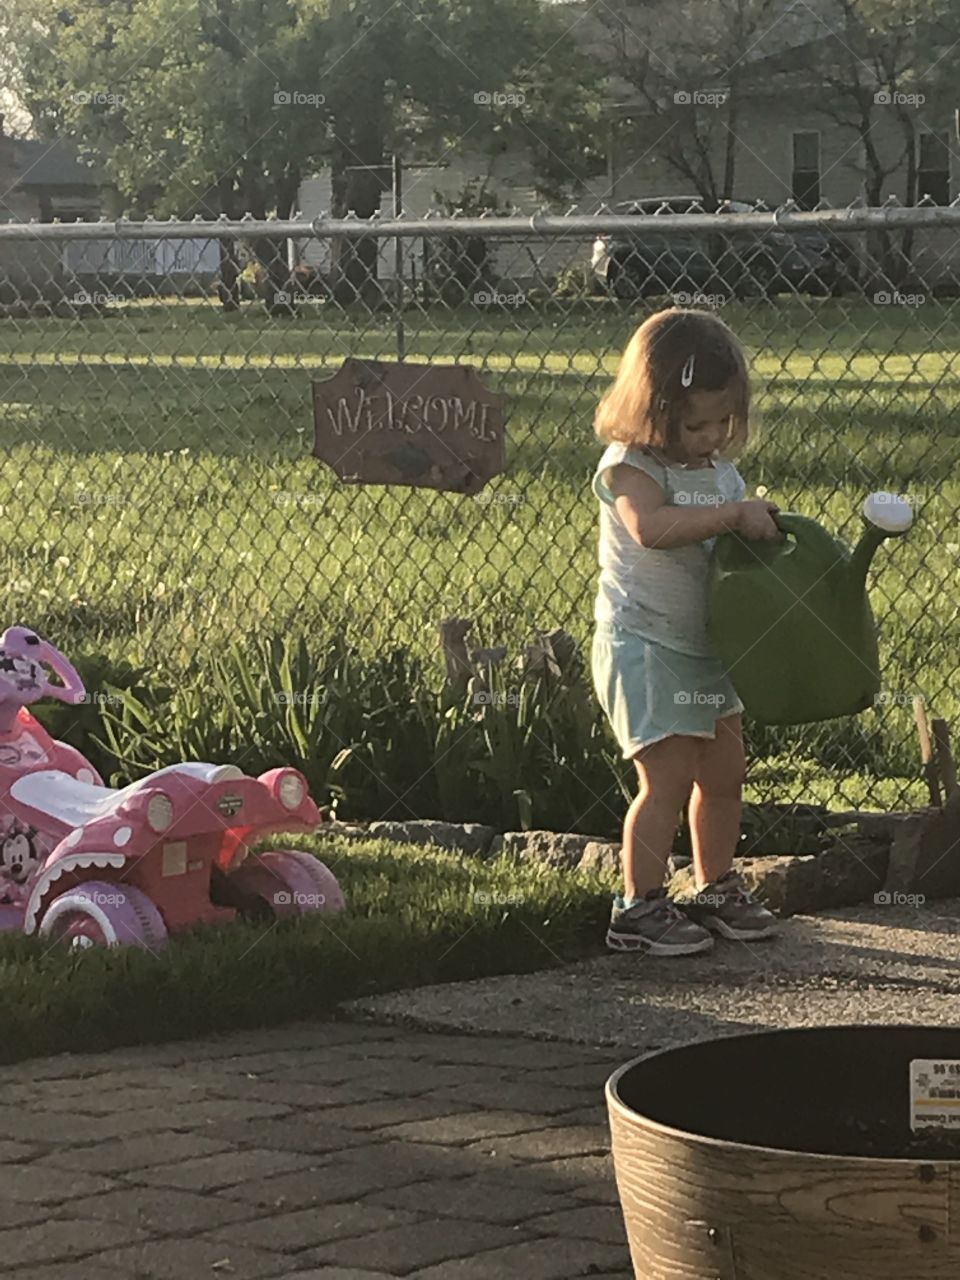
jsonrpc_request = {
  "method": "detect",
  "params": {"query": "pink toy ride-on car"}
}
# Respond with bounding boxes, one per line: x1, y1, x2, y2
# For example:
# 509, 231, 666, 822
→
0, 626, 344, 949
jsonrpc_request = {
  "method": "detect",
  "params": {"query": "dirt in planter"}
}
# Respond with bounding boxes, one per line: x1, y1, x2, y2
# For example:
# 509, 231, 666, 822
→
839, 1118, 960, 1161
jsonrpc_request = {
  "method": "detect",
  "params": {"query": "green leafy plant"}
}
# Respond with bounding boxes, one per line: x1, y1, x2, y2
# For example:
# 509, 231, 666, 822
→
31, 652, 153, 784
100, 633, 360, 800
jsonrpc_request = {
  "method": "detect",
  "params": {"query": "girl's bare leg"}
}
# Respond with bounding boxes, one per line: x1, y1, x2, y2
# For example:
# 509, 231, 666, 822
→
687, 714, 746, 889
623, 736, 699, 900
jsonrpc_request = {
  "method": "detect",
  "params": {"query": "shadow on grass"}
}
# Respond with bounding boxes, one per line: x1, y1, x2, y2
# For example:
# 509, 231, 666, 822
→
0, 839, 611, 1066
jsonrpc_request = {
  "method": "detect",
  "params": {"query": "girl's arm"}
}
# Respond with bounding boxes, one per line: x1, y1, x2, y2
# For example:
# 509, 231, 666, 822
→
609, 465, 779, 550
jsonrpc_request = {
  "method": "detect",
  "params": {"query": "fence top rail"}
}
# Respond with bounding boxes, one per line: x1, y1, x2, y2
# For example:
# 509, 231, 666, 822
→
2, 203, 960, 242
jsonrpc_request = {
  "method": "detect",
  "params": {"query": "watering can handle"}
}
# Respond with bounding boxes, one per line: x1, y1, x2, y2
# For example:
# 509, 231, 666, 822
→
768, 512, 848, 566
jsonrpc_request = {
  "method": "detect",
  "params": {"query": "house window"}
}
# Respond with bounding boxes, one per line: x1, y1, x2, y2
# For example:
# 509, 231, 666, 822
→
791, 132, 820, 208
917, 131, 950, 205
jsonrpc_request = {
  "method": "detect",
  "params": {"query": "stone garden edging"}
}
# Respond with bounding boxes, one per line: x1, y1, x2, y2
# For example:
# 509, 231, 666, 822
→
319, 796, 960, 917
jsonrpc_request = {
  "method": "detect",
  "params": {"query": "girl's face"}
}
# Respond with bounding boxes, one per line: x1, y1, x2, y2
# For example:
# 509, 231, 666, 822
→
670, 386, 737, 466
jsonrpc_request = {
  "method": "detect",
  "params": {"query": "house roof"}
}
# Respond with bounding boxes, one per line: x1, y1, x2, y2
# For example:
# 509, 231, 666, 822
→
12, 136, 104, 188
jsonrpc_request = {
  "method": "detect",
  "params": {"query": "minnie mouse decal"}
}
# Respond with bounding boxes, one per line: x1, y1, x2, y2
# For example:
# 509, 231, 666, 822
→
0, 820, 45, 903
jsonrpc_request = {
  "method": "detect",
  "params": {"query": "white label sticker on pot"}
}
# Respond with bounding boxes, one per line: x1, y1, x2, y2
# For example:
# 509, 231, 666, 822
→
910, 1059, 960, 1130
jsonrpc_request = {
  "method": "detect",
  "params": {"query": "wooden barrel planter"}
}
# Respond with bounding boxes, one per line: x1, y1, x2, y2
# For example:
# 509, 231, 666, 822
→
607, 1026, 960, 1279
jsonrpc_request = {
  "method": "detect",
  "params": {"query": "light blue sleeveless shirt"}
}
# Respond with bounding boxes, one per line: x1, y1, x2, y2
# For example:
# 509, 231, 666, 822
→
593, 445, 746, 657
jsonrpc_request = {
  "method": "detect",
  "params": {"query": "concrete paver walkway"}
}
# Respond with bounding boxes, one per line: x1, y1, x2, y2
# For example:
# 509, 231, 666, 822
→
0, 1021, 631, 1279
8, 899, 958, 1278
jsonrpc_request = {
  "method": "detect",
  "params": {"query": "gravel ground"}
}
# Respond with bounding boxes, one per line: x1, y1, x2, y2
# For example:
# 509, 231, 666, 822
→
346, 899, 960, 1050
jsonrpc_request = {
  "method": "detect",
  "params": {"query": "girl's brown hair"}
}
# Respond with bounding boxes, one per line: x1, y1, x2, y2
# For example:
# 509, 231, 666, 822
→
594, 308, 750, 454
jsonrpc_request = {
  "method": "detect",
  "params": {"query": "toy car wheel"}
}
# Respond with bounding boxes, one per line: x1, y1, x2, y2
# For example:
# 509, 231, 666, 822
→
228, 849, 345, 919
38, 880, 168, 950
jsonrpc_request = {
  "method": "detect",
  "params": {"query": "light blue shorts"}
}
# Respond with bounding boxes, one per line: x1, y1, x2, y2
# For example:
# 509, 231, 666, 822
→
591, 622, 744, 759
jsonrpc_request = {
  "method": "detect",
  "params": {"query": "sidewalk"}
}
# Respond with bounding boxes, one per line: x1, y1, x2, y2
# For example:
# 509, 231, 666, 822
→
349, 899, 960, 1048
5, 898, 958, 1279
0, 1020, 630, 1279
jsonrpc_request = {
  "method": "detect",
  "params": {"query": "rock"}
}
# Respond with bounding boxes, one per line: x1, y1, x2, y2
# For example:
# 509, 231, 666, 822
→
490, 830, 607, 869
855, 812, 915, 842
738, 856, 822, 916
668, 856, 821, 918
815, 834, 890, 907
667, 838, 894, 918
667, 854, 692, 875
365, 820, 497, 857
883, 799, 960, 898
578, 842, 620, 879
316, 820, 370, 840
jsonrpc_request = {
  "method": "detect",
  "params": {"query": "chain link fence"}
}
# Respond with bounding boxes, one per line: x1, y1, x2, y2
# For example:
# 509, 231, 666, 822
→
0, 201, 957, 823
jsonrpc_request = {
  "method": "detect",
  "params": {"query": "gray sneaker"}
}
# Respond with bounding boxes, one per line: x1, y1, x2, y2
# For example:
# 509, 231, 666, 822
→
681, 870, 778, 941
606, 890, 715, 956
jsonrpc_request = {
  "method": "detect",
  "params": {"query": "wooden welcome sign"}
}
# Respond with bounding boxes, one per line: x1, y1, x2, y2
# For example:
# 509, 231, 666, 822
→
312, 359, 506, 495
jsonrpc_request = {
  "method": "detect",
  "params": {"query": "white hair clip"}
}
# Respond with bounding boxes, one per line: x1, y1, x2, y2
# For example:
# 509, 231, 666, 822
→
681, 354, 696, 387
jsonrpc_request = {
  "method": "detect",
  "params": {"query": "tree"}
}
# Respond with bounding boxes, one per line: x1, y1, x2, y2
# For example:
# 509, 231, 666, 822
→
595, 0, 784, 206
316, 0, 605, 301
12, 0, 604, 307
809, 0, 959, 282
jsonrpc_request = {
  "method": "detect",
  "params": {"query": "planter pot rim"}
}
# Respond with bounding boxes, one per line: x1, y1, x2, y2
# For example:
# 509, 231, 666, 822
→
606, 1022, 960, 1167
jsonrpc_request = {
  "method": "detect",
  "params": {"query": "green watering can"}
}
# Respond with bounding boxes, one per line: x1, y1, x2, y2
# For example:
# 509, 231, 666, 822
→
708, 492, 913, 725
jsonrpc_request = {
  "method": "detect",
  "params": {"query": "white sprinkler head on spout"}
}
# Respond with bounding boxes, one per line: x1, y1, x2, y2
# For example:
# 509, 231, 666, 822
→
863, 491, 913, 534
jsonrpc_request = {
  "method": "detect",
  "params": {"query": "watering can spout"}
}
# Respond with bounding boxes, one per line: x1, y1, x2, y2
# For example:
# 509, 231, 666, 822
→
849, 492, 913, 592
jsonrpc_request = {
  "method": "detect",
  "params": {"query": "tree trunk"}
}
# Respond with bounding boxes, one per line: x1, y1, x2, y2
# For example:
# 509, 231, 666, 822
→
214, 176, 242, 311
721, 72, 738, 202
258, 167, 302, 316
899, 116, 918, 288
330, 95, 388, 307
861, 123, 897, 288
217, 238, 242, 312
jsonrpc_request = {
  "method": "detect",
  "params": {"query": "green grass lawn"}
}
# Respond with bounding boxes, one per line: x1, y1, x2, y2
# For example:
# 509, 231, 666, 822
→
1, 292, 958, 813
0, 836, 612, 1065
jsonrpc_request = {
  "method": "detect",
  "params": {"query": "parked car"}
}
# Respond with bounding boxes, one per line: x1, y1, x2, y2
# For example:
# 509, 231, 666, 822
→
592, 197, 858, 299
751, 225, 859, 296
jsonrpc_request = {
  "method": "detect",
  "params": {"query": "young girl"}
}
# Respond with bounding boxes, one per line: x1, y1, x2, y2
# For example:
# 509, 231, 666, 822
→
592, 307, 780, 955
